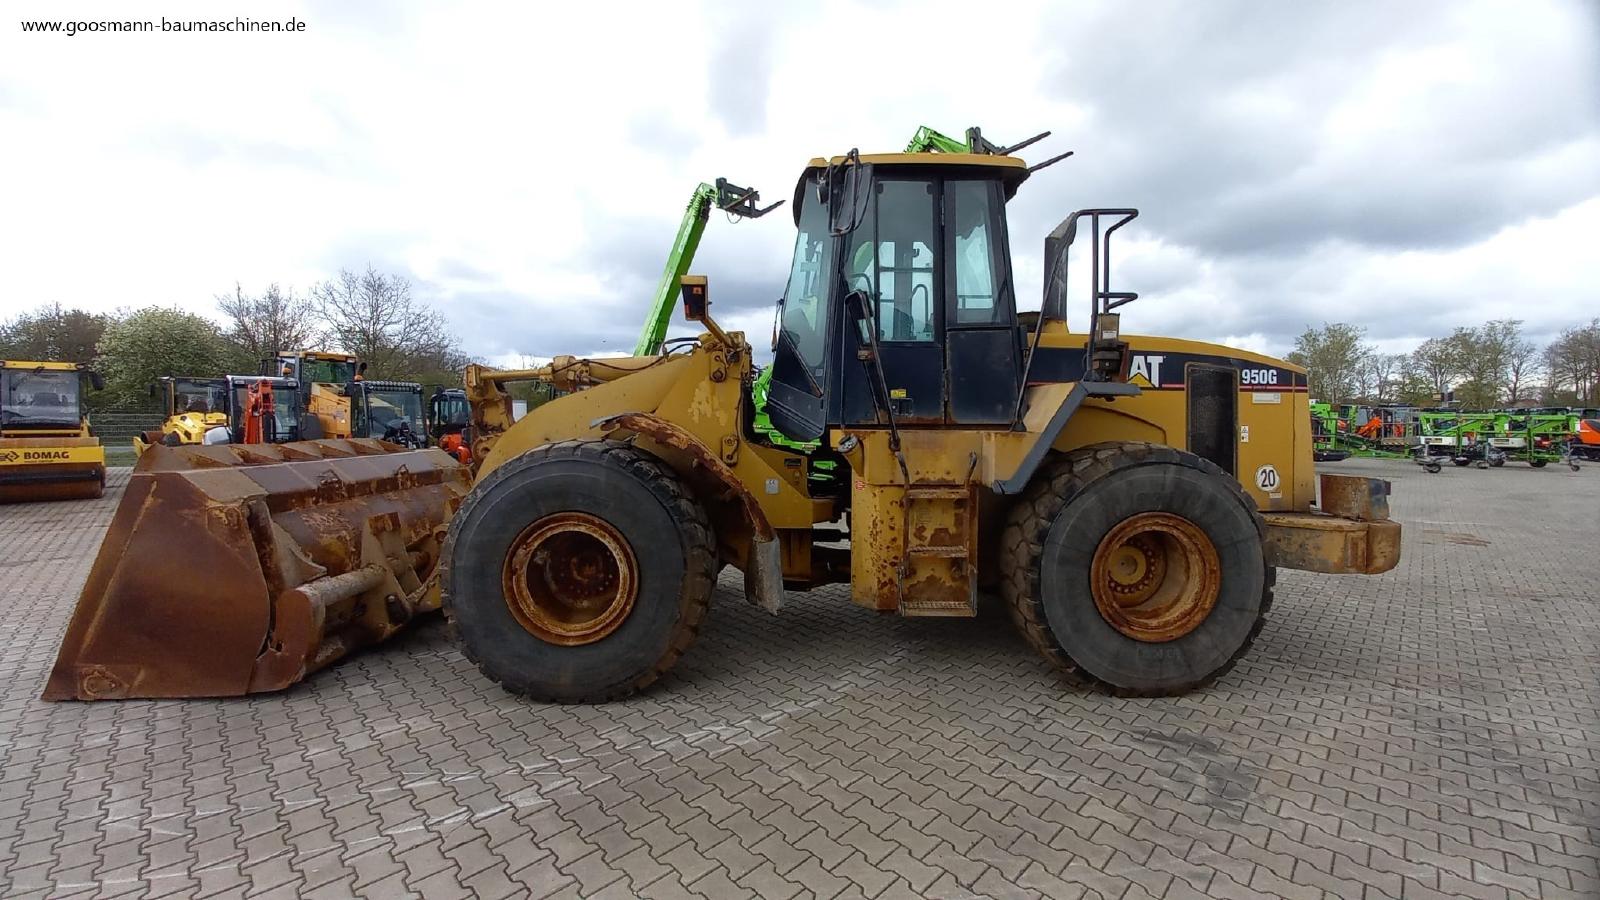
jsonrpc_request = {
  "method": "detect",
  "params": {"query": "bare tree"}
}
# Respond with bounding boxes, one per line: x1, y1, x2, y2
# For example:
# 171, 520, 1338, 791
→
311, 265, 461, 379
1410, 336, 1462, 402
1544, 319, 1600, 405
1363, 353, 1405, 403
1505, 332, 1541, 404
217, 282, 319, 360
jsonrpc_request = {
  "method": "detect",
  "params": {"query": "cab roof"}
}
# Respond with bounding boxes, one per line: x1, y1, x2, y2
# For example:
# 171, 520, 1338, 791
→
794, 151, 1031, 223
283, 350, 358, 362
1, 360, 85, 371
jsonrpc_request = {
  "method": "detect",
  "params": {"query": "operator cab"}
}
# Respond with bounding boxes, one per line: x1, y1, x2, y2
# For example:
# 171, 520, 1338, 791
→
1, 363, 98, 432
155, 377, 229, 417
767, 155, 1030, 440
765, 152, 1135, 445
268, 352, 362, 392
349, 381, 426, 447
224, 376, 300, 443
429, 388, 471, 441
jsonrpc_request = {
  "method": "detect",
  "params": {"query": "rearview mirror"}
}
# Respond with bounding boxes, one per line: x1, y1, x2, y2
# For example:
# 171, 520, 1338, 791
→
89, 371, 105, 391
827, 163, 873, 236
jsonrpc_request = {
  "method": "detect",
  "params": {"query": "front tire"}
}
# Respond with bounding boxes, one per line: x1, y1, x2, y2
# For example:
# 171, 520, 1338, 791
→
1002, 442, 1272, 696
441, 440, 715, 702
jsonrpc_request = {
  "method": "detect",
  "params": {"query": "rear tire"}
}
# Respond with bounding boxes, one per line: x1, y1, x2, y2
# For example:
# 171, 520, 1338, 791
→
1531, 459, 1547, 468
441, 440, 715, 702
1001, 442, 1272, 696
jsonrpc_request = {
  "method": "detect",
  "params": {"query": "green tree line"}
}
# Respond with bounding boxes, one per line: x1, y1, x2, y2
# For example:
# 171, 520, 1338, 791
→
1, 266, 467, 409
1287, 319, 1600, 408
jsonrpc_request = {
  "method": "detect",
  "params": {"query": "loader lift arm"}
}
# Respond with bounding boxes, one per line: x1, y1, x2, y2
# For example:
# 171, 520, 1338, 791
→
633, 178, 783, 357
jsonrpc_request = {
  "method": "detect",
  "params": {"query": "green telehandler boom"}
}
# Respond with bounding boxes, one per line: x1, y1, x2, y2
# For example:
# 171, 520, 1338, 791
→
905, 124, 1071, 167
632, 178, 783, 357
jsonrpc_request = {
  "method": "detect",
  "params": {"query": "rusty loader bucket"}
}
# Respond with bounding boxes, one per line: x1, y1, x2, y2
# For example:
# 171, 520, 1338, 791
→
43, 439, 470, 700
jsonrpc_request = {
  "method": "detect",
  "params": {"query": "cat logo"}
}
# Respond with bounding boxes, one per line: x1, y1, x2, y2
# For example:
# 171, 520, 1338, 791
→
1128, 354, 1165, 388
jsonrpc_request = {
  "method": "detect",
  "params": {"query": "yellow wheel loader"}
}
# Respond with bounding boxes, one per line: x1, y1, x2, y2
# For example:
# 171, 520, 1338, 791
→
442, 141, 1401, 701
270, 350, 428, 447
1, 360, 106, 502
44, 133, 1401, 703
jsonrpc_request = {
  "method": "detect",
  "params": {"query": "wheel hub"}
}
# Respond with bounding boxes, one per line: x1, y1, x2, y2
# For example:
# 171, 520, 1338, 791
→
502, 512, 638, 646
1090, 512, 1220, 642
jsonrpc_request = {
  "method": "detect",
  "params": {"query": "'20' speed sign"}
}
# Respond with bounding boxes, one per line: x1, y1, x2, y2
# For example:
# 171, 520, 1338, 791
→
1255, 464, 1280, 491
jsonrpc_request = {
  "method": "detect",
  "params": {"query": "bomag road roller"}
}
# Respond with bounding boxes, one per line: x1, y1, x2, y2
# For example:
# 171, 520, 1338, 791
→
1, 359, 107, 502
442, 136, 1402, 702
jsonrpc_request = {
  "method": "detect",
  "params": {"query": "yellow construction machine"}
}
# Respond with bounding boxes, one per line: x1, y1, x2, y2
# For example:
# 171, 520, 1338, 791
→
441, 137, 1401, 701
271, 350, 427, 447
132, 375, 303, 454
1, 359, 106, 502
45, 131, 1402, 703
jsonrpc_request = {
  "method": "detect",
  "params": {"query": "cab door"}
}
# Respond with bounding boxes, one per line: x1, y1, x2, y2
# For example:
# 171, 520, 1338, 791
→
831, 175, 1021, 427
837, 178, 946, 425
943, 178, 1020, 425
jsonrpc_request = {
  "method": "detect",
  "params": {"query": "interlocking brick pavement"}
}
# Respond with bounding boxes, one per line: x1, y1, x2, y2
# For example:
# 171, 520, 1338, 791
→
1, 459, 1596, 898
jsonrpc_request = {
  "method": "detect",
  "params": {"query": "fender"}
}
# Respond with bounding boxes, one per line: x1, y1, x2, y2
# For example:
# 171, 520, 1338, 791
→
594, 412, 784, 613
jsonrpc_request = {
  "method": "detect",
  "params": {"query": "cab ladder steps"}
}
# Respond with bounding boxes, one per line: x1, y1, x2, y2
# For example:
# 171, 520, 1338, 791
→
897, 481, 977, 618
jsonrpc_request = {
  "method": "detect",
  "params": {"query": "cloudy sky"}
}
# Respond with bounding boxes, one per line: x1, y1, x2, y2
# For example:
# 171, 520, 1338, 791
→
3, 0, 1596, 365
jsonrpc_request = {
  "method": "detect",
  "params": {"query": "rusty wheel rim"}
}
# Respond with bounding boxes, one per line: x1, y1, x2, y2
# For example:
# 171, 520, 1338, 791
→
1090, 512, 1220, 643
502, 512, 638, 646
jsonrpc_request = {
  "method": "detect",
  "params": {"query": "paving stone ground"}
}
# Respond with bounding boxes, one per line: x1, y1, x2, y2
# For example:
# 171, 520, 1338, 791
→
1, 458, 1596, 899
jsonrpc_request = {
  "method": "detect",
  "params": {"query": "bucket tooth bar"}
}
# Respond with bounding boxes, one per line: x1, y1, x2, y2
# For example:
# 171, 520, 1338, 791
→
43, 439, 470, 701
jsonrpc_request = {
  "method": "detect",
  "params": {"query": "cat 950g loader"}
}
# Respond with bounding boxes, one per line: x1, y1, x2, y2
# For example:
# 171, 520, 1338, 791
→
443, 135, 1401, 702
45, 131, 1401, 703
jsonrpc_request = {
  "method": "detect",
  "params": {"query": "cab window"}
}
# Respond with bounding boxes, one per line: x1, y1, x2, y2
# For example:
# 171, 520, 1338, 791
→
948, 180, 1006, 325
847, 179, 937, 343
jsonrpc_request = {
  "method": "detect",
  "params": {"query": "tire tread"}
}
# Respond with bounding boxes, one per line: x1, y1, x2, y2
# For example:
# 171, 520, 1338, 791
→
999, 441, 1275, 697
440, 439, 716, 703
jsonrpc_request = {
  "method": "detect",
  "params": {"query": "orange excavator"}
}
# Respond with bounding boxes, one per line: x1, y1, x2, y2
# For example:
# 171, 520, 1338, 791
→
241, 379, 277, 444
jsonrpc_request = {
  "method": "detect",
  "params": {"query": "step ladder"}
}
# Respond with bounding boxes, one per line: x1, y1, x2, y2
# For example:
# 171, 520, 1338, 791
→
897, 483, 978, 617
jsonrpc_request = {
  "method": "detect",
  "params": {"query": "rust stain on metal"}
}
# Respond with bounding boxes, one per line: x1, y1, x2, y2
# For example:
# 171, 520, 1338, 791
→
901, 569, 969, 608
1089, 512, 1221, 643
1263, 513, 1401, 575
598, 412, 775, 542
1318, 473, 1390, 521
43, 439, 470, 701
501, 511, 639, 646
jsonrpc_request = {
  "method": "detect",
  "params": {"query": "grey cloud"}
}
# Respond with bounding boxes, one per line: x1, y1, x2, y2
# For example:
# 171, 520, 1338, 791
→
296, 1, 1600, 364
988, 0, 1600, 353
704, 2, 774, 136
1027, 0, 1600, 256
